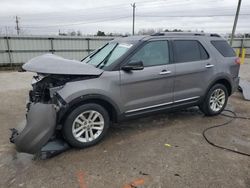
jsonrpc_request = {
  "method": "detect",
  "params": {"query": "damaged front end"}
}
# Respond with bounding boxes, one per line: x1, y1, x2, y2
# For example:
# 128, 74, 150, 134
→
10, 54, 103, 158
10, 73, 95, 158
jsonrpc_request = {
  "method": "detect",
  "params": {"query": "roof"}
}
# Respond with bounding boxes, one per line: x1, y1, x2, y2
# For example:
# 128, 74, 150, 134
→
112, 32, 222, 44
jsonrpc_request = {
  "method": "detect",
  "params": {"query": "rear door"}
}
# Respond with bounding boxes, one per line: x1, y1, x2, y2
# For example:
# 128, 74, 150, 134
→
172, 39, 214, 102
120, 40, 175, 114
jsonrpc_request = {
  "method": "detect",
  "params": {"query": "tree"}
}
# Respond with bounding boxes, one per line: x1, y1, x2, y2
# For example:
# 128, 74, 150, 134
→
69, 31, 77, 36
59, 32, 67, 36
164, 29, 183, 32
96, 30, 106, 36
172, 29, 183, 32
77, 30, 82, 36
138, 28, 156, 35
245, 33, 250, 38
58, 30, 67, 36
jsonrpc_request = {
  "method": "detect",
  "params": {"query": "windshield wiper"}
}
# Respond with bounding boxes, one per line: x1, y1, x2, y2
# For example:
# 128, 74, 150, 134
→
81, 43, 108, 62
96, 43, 118, 69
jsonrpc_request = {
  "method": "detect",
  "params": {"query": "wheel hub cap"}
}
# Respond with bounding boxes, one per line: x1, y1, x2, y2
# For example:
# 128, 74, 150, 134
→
72, 110, 104, 143
209, 88, 226, 112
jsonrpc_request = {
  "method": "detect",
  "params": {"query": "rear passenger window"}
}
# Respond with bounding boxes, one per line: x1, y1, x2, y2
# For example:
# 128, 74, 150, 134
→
211, 40, 235, 57
173, 40, 209, 63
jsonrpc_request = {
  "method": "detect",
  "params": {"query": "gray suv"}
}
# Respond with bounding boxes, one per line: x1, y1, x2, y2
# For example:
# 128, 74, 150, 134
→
11, 32, 240, 155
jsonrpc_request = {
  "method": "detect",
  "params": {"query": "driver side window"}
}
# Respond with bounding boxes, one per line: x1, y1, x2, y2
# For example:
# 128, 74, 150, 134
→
129, 41, 169, 67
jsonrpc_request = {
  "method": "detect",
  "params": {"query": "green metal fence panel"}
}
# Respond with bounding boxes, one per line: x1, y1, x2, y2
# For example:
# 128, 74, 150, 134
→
0, 35, 249, 66
0, 35, 114, 65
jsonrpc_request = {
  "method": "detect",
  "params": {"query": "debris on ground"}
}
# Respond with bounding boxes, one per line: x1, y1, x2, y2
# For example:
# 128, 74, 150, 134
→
164, 144, 171, 147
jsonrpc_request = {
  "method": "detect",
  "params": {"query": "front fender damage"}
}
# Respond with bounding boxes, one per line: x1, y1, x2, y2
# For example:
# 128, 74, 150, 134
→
10, 103, 57, 154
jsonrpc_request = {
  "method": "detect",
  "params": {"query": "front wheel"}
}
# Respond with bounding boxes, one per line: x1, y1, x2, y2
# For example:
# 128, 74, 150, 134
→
62, 103, 110, 148
199, 84, 228, 116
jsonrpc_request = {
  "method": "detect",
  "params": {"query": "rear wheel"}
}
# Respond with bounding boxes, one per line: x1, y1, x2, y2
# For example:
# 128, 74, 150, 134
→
199, 84, 228, 116
62, 103, 110, 148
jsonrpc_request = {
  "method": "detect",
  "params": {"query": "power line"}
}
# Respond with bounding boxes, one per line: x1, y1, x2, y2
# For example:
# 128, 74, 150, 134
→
136, 13, 250, 18
20, 16, 131, 28
1, 0, 249, 35
2, 13, 249, 30
0, 0, 222, 20
0, 0, 170, 19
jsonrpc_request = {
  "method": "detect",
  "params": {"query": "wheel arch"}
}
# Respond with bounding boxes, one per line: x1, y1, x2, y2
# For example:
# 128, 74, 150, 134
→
206, 76, 232, 97
58, 94, 121, 125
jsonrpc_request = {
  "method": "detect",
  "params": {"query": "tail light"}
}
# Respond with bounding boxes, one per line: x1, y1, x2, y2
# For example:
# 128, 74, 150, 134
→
235, 57, 241, 65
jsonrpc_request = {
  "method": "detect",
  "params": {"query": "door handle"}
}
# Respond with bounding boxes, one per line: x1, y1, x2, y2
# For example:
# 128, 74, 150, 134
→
205, 64, 214, 68
159, 70, 171, 75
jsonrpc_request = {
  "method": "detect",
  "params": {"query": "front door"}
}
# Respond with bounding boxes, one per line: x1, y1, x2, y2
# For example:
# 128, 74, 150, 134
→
120, 40, 175, 115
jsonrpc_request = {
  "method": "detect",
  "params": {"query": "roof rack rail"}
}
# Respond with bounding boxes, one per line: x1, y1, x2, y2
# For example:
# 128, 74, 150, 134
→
150, 32, 221, 37
210, 33, 221, 37
150, 32, 165, 36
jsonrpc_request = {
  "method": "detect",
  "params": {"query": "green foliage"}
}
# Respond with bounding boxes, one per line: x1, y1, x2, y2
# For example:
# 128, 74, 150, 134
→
96, 30, 106, 36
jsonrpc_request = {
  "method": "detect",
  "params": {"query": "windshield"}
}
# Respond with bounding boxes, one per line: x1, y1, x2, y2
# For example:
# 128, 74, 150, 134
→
82, 42, 133, 69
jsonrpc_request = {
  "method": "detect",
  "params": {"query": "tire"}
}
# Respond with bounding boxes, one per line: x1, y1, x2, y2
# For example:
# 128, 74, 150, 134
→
199, 84, 228, 116
62, 103, 110, 148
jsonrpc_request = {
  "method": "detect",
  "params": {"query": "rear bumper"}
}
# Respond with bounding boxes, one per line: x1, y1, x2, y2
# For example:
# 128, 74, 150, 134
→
10, 103, 57, 154
232, 76, 240, 93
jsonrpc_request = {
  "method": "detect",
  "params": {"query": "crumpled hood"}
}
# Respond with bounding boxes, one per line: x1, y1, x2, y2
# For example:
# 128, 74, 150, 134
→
22, 54, 103, 75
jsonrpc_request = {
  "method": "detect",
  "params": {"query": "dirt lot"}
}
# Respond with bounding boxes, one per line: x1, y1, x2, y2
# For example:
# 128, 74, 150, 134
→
0, 61, 250, 188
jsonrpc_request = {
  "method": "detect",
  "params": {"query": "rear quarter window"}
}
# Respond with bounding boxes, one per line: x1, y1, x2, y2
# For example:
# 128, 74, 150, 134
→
211, 40, 235, 57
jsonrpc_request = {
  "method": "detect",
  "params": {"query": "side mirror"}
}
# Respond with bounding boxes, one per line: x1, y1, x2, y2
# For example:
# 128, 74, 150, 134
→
122, 61, 144, 71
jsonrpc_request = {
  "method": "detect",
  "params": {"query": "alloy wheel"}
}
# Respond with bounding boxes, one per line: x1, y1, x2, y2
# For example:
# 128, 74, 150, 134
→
72, 110, 104, 143
209, 88, 226, 112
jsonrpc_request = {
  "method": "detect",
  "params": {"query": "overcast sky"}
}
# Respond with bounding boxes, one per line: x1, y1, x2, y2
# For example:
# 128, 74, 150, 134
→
0, 0, 249, 35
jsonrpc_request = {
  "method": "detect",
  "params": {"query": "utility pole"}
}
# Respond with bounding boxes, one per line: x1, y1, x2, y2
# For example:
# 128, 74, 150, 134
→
131, 3, 136, 35
15, 16, 20, 35
230, 0, 242, 45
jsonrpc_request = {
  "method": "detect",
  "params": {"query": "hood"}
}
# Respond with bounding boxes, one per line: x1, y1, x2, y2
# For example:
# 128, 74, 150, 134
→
22, 54, 103, 75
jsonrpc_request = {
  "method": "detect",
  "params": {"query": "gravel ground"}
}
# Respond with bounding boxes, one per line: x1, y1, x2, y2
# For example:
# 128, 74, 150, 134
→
0, 60, 249, 188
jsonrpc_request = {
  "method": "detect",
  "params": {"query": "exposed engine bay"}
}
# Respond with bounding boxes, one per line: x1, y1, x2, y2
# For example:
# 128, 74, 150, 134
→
29, 74, 97, 104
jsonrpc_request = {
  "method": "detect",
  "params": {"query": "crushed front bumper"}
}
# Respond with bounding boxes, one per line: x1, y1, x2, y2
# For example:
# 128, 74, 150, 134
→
10, 103, 57, 154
